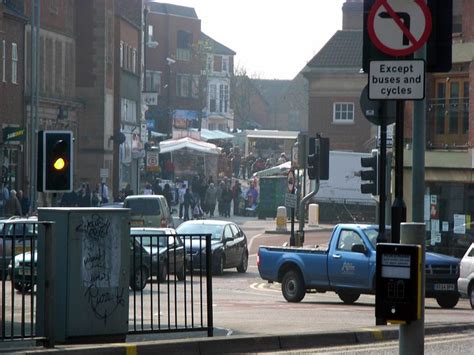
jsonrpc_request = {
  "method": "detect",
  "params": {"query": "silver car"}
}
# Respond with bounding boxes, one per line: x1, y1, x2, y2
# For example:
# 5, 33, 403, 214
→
457, 243, 474, 309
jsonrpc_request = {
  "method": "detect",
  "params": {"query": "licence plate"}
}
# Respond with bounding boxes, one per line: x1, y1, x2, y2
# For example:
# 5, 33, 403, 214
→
18, 268, 35, 276
434, 283, 455, 291
131, 220, 144, 226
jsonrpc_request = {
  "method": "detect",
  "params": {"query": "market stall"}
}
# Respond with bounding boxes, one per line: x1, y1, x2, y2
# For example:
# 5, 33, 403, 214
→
159, 137, 221, 181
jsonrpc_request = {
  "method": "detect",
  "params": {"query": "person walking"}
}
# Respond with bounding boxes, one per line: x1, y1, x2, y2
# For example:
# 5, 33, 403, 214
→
17, 190, 30, 216
183, 187, 194, 221
162, 183, 173, 210
204, 183, 217, 217
232, 181, 242, 216
221, 184, 233, 218
178, 183, 186, 219
100, 180, 109, 204
4, 189, 22, 217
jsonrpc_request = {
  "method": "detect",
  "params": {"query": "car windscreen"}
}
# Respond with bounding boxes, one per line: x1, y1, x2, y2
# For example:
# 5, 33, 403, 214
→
133, 234, 174, 248
176, 224, 224, 241
125, 199, 160, 215
0, 223, 38, 237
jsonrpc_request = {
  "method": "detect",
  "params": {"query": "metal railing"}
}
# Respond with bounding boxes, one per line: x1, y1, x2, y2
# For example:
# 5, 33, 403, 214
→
129, 233, 213, 337
1, 219, 40, 342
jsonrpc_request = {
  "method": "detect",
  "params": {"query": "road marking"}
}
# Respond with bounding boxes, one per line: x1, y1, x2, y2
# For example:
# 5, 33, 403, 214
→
248, 232, 265, 254
124, 344, 137, 355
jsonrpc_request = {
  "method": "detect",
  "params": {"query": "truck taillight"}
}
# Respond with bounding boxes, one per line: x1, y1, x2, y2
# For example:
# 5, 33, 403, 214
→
256, 252, 260, 267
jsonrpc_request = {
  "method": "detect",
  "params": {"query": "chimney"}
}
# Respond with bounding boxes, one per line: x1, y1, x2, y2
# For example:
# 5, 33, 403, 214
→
342, 0, 363, 30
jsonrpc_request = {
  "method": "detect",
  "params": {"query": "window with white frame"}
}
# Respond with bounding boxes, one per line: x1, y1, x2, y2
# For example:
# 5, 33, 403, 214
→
148, 25, 154, 43
209, 84, 217, 112
222, 56, 229, 73
132, 48, 137, 73
333, 102, 354, 123
121, 98, 137, 123
145, 70, 161, 93
176, 74, 189, 97
2, 40, 6, 82
120, 41, 124, 68
11, 43, 17, 84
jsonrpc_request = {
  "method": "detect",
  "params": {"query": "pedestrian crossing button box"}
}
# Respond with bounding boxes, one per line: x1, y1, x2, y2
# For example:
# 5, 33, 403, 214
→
375, 243, 422, 324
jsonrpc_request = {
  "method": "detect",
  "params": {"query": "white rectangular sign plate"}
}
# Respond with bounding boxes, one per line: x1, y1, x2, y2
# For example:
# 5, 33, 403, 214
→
369, 60, 425, 100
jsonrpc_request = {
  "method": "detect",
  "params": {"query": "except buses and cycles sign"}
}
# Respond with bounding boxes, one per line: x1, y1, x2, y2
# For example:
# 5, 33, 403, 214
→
367, 0, 432, 57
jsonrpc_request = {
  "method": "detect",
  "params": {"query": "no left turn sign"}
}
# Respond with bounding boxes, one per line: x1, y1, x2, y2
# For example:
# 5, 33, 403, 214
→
368, 0, 432, 57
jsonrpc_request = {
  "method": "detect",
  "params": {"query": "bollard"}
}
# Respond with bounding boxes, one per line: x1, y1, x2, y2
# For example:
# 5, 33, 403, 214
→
276, 206, 287, 232
399, 222, 426, 355
308, 204, 319, 226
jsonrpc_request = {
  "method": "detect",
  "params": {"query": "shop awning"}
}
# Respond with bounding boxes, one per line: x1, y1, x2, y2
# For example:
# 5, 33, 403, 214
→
159, 137, 221, 155
200, 129, 234, 141
253, 161, 292, 178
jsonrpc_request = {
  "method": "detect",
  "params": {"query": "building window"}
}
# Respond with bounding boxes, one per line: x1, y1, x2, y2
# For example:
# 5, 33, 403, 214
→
224, 85, 229, 112
333, 102, 354, 123
148, 25, 154, 44
192, 75, 199, 98
207, 55, 213, 72
176, 74, 189, 97
177, 30, 192, 62
222, 56, 229, 73
2, 40, 6, 83
11, 43, 17, 84
145, 70, 161, 93
121, 98, 137, 123
213, 55, 222, 72
132, 49, 137, 73
209, 84, 217, 112
120, 41, 124, 68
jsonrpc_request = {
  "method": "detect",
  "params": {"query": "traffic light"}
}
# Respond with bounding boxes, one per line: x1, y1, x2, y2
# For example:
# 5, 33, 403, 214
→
360, 149, 378, 195
307, 136, 319, 180
37, 131, 73, 192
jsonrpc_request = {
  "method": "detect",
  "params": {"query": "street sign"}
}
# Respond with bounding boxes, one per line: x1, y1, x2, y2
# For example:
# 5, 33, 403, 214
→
146, 151, 160, 172
369, 60, 425, 100
142, 92, 158, 106
367, 0, 432, 57
285, 193, 297, 209
287, 170, 295, 193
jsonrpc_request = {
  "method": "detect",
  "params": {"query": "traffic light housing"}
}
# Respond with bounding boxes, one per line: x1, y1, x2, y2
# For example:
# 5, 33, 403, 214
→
307, 153, 319, 180
37, 131, 73, 192
360, 149, 378, 195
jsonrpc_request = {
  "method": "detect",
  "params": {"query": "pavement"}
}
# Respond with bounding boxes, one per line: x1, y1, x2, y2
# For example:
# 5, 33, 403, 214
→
3, 215, 473, 354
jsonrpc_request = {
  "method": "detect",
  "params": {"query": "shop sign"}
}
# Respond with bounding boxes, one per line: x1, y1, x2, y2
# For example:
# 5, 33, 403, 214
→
3, 127, 26, 142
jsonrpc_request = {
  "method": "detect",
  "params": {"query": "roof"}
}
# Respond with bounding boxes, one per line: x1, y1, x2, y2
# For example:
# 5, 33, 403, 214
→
159, 137, 221, 155
200, 129, 234, 141
244, 130, 299, 140
200, 33, 236, 55
306, 30, 363, 68
177, 220, 232, 226
148, 2, 198, 19
251, 79, 292, 106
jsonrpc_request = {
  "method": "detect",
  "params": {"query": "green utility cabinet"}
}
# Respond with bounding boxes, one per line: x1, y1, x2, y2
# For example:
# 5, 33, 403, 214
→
37, 208, 130, 343
257, 176, 287, 219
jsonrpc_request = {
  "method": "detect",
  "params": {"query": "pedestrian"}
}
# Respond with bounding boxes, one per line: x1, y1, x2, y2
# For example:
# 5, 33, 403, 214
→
91, 190, 100, 207
183, 187, 194, 221
4, 189, 22, 217
17, 190, 30, 216
221, 184, 233, 218
204, 183, 217, 217
178, 183, 186, 219
77, 183, 91, 207
232, 181, 242, 216
0, 183, 9, 216
162, 183, 173, 210
143, 182, 153, 195
100, 180, 109, 204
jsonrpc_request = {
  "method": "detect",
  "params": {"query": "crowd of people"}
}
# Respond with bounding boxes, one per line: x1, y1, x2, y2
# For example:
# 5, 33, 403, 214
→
0, 183, 31, 217
218, 146, 289, 179
59, 180, 113, 207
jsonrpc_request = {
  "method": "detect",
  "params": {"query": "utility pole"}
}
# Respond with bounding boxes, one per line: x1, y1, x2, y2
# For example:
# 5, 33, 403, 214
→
29, 0, 40, 212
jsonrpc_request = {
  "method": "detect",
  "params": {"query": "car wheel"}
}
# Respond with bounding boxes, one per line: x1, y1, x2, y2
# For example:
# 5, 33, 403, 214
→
469, 284, 474, 310
281, 269, 305, 303
177, 261, 186, 281
213, 255, 224, 276
236, 251, 248, 273
130, 266, 149, 291
338, 292, 360, 304
436, 293, 459, 309
159, 262, 168, 282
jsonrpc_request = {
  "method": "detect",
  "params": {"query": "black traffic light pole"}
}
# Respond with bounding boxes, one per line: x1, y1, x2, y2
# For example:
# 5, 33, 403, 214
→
391, 100, 407, 244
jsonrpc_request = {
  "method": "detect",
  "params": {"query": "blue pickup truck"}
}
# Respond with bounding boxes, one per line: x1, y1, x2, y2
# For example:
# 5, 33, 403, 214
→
258, 224, 461, 308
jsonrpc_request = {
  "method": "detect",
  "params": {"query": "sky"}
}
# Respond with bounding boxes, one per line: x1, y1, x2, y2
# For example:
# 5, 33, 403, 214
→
158, 0, 347, 80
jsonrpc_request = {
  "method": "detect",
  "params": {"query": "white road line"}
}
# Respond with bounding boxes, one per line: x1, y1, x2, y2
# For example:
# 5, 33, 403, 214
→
248, 232, 265, 254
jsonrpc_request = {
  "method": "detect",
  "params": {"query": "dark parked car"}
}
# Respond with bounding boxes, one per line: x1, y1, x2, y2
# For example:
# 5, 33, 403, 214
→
176, 220, 248, 275
130, 227, 185, 291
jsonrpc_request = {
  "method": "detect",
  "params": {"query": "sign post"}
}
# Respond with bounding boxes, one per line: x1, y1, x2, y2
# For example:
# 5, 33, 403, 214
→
286, 170, 297, 246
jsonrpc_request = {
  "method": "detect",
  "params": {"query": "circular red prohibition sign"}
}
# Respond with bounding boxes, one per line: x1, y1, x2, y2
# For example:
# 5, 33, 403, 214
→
368, 0, 432, 57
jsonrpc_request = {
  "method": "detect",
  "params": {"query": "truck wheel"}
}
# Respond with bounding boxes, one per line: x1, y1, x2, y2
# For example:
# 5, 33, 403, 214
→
338, 292, 360, 304
282, 270, 305, 303
436, 293, 459, 309
468, 284, 474, 310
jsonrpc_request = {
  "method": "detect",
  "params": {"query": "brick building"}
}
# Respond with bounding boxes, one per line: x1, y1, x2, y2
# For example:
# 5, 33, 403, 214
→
0, 0, 27, 191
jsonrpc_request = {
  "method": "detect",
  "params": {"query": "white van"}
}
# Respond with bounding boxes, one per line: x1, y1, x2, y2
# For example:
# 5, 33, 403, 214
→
123, 195, 174, 228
